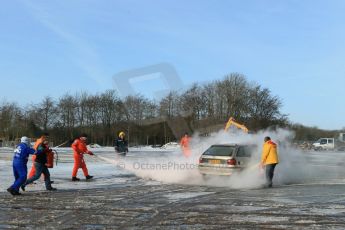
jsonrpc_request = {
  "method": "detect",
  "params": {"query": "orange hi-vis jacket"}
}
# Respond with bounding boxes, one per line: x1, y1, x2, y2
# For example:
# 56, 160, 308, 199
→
28, 137, 45, 178
33, 137, 44, 150
180, 136, 191, 157
72, 139, 87, 155
180, 136, 190, 148
261, 140, 279, 165
72, 138, 94, 157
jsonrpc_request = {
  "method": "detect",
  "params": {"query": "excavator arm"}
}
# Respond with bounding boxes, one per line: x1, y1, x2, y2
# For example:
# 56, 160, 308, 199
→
224, 117, 249, 133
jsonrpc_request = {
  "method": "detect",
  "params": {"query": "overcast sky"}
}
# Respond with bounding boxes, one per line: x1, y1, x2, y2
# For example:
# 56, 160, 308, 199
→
1, 0, 345, 129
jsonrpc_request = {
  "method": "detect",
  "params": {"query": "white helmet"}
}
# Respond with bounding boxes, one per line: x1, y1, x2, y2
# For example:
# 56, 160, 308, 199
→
21, 136, 30, 145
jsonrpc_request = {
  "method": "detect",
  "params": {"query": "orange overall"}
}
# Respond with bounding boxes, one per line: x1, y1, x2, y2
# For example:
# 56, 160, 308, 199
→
71, 138, 92, 177
28, 138, 44, 178
180, 136, 191, 158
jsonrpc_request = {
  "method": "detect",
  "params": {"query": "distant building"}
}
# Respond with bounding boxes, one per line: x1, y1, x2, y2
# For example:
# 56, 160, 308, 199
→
339, 133, 345, 142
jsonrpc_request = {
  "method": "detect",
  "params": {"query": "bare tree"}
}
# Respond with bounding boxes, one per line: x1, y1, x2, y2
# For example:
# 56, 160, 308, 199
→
0, 102, 23, 140
36, 96, 56, 131
0, 72, 288, 144
180, 84, 203, 121
57, 94, 78, 139
247, 83, 285, 129
159, 91, 180, 118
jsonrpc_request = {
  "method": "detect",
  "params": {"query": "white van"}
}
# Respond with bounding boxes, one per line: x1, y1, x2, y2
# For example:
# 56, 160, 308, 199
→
312, 138, 335, 151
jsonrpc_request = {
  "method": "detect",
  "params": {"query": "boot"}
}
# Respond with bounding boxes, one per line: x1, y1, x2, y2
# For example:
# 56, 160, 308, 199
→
7, 187, 21, 196
21, 185, 25, 192
72, 177, 80, 181
7, 187, 15, 196
86, 175, 94, 180
47, 187, 57, 191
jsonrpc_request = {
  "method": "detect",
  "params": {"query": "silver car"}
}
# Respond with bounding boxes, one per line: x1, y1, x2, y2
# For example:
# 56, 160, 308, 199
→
198, 144, 256, 176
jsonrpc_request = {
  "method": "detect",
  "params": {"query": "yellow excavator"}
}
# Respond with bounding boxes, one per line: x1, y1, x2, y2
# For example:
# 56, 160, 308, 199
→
224, 117, 249, 133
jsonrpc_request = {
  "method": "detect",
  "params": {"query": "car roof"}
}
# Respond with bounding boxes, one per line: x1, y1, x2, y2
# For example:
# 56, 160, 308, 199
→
210, 144, 248, 147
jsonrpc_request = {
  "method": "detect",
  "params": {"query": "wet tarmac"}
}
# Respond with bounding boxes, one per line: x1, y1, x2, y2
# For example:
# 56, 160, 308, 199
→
1, 148, 345, 229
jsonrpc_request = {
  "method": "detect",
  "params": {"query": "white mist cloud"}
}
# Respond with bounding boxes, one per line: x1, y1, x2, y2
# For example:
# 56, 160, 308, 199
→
102, 128, 336, 189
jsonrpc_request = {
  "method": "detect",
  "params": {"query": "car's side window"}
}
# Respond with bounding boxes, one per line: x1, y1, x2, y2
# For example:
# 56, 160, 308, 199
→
243, 146, 253, 157
237, 146, 252, 157
237, 147, 246, 157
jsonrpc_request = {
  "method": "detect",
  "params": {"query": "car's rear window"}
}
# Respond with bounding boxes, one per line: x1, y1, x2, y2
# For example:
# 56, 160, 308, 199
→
203, 146, 235, 156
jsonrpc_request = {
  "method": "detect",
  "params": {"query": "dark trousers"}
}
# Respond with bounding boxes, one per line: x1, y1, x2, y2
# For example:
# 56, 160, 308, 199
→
265, 163, 277, 187
25, 162, 52, 190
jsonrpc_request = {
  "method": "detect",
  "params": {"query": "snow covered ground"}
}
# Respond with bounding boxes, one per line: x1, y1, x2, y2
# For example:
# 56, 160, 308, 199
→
2, 143, 345, 228
0, 146, 178, 192
2, 144, 345, 191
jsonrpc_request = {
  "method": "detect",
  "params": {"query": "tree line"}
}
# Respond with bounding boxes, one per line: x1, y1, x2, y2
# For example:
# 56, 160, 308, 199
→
0, 73, 288, 146
291, 124, 341, 142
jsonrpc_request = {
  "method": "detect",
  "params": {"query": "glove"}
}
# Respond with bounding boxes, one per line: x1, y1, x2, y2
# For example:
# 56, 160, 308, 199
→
259, 162, 265, 169
88, 151, 94, 156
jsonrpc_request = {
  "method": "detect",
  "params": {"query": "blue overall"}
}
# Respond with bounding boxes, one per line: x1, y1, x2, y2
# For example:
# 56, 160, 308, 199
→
10, 143, 35, 192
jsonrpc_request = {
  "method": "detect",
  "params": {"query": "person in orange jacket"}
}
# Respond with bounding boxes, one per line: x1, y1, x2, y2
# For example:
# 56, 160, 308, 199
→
260, 136, 279, 188
180, 133, 191, 158
28, 133, 49, 179
71, 133, 94, 181
21, 140, 56, 191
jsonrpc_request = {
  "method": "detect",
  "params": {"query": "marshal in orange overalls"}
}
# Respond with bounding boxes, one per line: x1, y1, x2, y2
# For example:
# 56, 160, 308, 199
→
180, 134, 191, 158
71, 138, 93, 179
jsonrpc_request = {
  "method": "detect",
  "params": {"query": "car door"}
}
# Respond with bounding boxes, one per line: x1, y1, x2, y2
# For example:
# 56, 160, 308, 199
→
235, 146, 251, 168
236, 145, 256, 167
327, 139, 334, 149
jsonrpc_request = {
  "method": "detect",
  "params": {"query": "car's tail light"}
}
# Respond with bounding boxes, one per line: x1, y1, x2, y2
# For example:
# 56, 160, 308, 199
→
199, 157, 204, 163
227, 158, 237, 166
